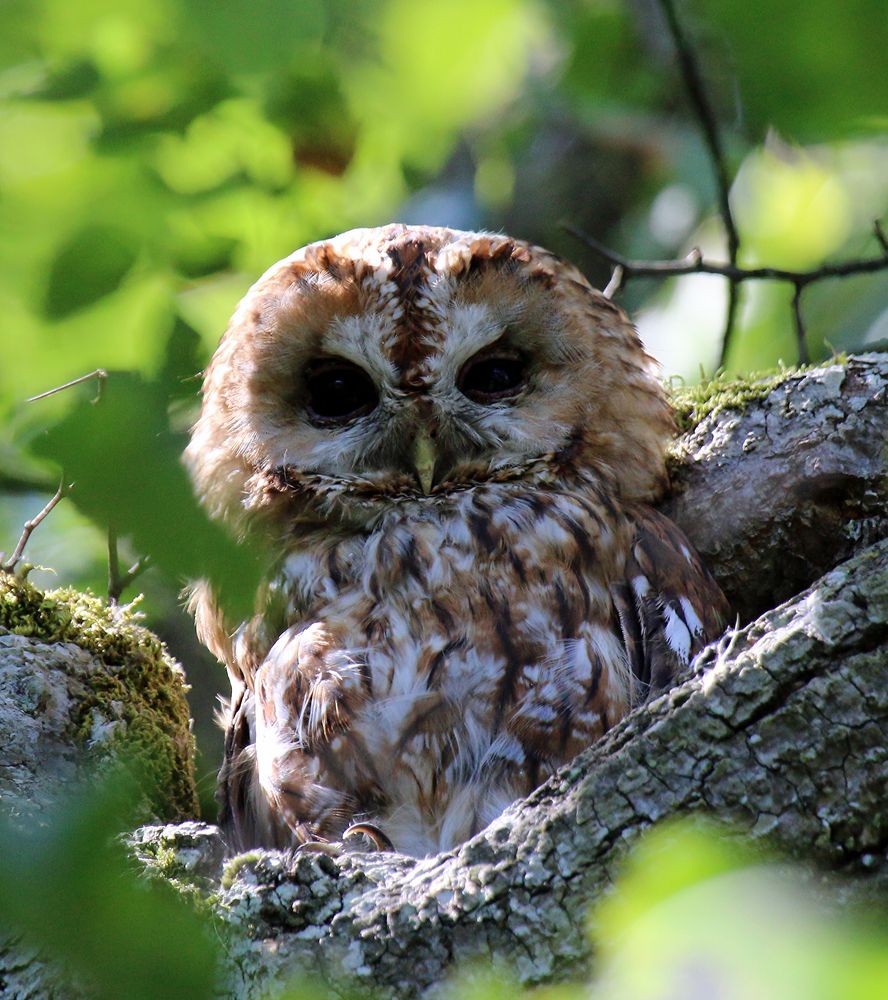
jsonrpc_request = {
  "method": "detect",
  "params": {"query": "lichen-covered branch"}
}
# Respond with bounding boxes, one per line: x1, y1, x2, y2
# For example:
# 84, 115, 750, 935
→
134, 535, 888, 998
0, 575, 197, 822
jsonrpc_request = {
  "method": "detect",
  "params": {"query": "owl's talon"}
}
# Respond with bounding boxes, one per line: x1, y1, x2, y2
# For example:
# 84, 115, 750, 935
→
343, 823, 394, 852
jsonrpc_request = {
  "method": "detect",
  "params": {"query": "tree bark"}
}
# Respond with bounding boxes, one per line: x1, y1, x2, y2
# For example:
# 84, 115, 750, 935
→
0, 578, 198, 824
663, 352, 888, 623
128, 355, 888, 998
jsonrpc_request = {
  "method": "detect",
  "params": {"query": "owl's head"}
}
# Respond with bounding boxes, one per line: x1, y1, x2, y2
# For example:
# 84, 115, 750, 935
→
186, 225, 673, 531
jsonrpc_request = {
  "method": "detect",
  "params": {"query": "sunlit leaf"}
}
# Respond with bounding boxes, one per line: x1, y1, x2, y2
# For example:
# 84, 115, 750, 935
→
734, 147, 852, 268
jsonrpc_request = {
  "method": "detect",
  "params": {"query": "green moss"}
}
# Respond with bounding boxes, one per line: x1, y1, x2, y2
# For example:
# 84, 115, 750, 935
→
0, 571, 198, 821
668, 370, 785, 435
667, 357, 846, 436
221, 851, 264, 891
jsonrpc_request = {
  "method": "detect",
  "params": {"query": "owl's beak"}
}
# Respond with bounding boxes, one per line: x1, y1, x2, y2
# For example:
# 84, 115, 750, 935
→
411, 427, 437, 494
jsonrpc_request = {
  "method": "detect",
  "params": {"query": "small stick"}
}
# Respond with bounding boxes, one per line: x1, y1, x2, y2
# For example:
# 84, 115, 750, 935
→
27, 369, 108, 405
653, 0, 742, 366
566, 222, 888, 365
791, 283, 809, 365
602, 265, 625, 300
107, 525, 151, 604
566, 224, 888, 287
1, 479, 70, 573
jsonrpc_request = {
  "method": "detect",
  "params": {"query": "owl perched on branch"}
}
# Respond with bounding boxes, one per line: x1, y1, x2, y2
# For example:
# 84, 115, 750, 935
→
186, 224, 728, 857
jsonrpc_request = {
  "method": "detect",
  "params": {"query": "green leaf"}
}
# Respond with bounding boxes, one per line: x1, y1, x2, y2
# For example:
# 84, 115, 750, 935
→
29, 371, 265, 622
592, 820, 888, 1000
44, 225, 139, 319
700, 0, 888, 140
180, 0, 327, 74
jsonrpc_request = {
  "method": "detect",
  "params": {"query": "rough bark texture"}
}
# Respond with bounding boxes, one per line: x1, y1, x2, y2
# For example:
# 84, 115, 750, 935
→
3, 354, 888, 998
664, 353, 888, 623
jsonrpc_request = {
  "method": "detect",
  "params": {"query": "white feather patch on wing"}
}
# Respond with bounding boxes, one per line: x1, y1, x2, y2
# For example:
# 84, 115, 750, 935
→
662, 604, 692, 664
679, 596, 705, 637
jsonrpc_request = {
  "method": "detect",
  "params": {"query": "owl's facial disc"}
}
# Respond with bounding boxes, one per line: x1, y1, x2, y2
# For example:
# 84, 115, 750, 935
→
188, 225, 675, 529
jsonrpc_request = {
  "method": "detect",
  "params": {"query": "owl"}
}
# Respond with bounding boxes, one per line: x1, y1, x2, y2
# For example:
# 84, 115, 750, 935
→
185, 224, 728, 858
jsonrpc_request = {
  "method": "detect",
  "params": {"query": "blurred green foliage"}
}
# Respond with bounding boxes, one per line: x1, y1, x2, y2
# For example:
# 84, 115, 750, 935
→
0, 771, 220, 1000
32, 371, 265, 620
1, 2, 887, 985
588, 820, 888, 1000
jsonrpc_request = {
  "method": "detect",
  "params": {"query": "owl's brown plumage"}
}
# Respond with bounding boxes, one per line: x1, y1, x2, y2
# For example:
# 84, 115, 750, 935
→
186, 224, 728, 857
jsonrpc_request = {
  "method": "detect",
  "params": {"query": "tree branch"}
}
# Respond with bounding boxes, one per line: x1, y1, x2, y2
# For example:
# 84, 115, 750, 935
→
662, 354, 888, 624
566, 223, 888, 288
567, 223, 888, 366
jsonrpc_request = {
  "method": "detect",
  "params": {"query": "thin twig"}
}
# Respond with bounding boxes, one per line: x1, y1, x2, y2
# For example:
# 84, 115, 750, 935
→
654, 0, 741, 366
875, 219, 888, 255
0, 479, 70, 573
567, 223, 888, 289
721, 280, 741, 366
107, 525, 151, 604
27, 368, 108, 405
791, 283, 808, 364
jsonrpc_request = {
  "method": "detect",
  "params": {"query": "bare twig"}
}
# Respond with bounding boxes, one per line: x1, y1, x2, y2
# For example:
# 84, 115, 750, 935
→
27, 369, 108, 405
654, 0, 741, 366
0, 479, 70, 573
567, 222, 888, 319
875, 219, 888, 255
722, 280, 741, 365
791, 283, 808, 363
107, 525, 151, 604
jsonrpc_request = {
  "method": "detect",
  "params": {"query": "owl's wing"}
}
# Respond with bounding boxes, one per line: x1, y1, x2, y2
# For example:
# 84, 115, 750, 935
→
217, 623, 369, 853
610, 506, 729, 700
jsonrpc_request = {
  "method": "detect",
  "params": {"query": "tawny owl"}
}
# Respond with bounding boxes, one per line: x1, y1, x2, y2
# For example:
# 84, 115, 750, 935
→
186, 224, 728, 857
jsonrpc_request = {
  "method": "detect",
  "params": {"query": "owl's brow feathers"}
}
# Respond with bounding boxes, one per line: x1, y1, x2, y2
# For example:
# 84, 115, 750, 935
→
271, 227, 554, 376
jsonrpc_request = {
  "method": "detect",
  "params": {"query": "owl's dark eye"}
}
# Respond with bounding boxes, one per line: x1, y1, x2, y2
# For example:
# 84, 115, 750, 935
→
304, 360, 378, 424
458, 353, 526, 404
